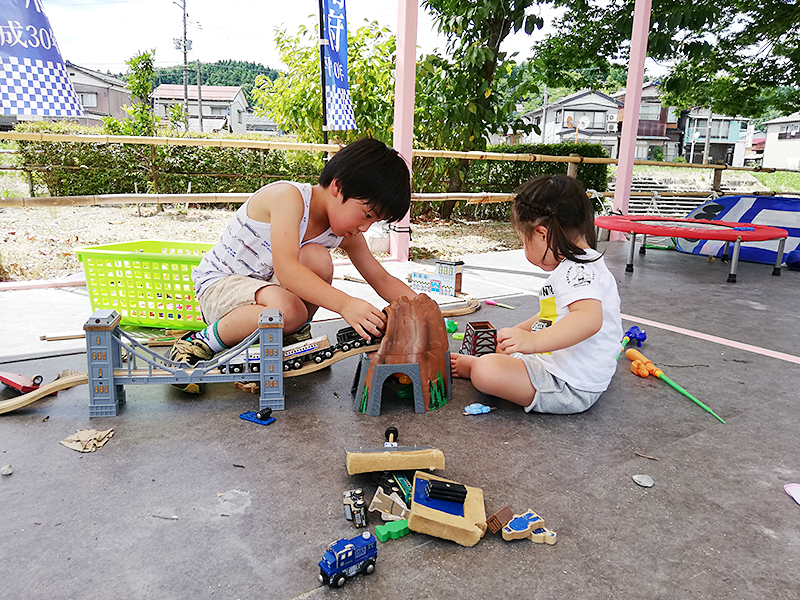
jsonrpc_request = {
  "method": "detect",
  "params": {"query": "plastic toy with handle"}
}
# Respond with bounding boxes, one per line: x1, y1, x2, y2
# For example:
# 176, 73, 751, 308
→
625, 348, 726, 424
616, 326, 647, 360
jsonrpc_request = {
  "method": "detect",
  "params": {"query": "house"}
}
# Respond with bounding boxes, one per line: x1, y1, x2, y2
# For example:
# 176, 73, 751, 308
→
521, 90, 623, 159
761, 113, 800, 170
244, 109, 278, 134
151, 84, 249, 134
65, 62, 131, 123
612, 82, 682, 162
682, 107, 751, 166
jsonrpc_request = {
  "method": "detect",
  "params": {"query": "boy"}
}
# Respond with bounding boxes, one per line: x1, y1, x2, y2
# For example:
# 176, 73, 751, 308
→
170, 137, 417, 392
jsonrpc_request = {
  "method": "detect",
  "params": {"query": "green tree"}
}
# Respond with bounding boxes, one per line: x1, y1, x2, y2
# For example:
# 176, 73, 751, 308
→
155, 60, 280, 101
103, 50, 158, 137
534, 0, 800, 118
417, 0, 544, 218
250, 21, 396, 144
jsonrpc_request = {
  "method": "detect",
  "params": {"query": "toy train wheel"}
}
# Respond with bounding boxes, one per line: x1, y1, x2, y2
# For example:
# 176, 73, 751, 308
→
314, 355, 324, 364
219, 365, 227, 374
324, 350, 333, 359
251, 365, 260, 373
332, 573, 346, 588
385, 426, 399, 443
291, 360, 302, 370
341, 343, 350, 353
354, 340, 363, 349
256, 408, 272, 421
32, 374, 44, 386
363, 559, 376, 575
230, 365, 242, 374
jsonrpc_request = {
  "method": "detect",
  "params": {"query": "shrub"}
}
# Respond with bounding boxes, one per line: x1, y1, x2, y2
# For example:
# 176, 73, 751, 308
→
13, 121, 323, 198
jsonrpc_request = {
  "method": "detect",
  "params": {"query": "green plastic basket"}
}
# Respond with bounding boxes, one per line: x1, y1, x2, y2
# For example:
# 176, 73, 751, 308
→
76, 240, 214, 330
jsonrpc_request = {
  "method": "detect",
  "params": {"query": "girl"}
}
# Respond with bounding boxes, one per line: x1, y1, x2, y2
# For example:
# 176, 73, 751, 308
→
451, 175, 622, 414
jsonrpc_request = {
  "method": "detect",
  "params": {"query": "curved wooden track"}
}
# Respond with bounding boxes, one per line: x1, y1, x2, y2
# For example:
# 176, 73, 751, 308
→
0, 371, 88, 415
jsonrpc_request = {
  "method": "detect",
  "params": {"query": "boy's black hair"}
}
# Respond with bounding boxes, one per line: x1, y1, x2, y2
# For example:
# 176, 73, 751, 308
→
511, 175, 599, 264
319, 137, 410, 223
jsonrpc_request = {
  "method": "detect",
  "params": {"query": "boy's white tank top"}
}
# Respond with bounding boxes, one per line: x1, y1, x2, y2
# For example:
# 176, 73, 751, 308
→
192, 181, 342, 296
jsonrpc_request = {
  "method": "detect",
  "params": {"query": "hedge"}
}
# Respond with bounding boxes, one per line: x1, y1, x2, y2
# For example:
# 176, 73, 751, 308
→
13, 121, 322, 197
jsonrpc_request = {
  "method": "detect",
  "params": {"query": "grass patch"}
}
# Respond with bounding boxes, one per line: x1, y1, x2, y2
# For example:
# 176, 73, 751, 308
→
748, 171, 800, 193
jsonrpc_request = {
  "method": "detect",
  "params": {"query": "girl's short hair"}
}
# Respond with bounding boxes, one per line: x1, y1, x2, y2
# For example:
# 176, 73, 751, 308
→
511, 175, 598, 263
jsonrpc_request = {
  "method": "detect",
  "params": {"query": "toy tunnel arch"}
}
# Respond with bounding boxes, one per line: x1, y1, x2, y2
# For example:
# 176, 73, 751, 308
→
351, 354, 426, 416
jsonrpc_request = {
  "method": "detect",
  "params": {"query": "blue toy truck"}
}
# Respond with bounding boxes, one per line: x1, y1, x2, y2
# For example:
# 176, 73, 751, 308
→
318, 531, 377, 588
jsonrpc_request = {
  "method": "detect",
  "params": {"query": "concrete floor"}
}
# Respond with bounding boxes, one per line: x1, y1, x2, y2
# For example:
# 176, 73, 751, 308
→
2, 242, 800, 599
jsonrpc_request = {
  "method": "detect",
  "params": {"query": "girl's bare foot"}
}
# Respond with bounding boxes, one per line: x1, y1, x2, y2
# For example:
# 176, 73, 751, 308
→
450, 353, 478, 378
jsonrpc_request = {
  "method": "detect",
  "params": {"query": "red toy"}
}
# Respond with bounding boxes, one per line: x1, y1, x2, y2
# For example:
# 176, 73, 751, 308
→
0, 371, 44, 394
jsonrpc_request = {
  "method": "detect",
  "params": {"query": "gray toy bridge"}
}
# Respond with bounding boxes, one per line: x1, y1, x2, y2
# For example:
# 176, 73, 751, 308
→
85, 309, 284, 417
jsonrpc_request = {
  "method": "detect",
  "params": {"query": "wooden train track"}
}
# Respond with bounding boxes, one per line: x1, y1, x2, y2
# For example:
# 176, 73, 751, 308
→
0, 371, 88, 415
0, 342, 380, 415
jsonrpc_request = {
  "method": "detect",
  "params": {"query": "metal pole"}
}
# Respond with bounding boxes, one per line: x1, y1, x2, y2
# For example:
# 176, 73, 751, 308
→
318, 0, 328, 146
196, 61, 203, 133
703, 108, 712, 164
182, 0, 189, 131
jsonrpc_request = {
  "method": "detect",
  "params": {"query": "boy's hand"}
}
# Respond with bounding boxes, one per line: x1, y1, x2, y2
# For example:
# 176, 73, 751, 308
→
341, 298, 386, 342
496, 326, 537, 355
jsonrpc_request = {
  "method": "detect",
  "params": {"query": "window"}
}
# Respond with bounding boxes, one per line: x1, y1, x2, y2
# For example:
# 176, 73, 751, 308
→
667, 107, 679, 123
78, 92, 97, 108
778, 124, 800, 140
639, 104, 661, 121
710, 120, 730, 139
555, 111, 561, 123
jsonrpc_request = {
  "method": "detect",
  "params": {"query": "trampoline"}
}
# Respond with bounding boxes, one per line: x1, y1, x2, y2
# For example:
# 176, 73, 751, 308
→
595, 215, 789, 283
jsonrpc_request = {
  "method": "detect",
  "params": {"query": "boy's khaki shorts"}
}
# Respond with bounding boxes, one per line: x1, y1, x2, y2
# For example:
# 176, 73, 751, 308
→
197, 274, 279, 324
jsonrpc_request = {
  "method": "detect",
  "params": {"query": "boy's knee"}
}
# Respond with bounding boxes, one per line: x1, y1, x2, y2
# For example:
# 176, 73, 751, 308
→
299, 243, 333, 283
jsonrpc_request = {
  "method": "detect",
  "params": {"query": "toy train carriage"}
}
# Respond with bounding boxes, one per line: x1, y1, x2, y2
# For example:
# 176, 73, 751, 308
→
220, 335, 333, 374
318, 531, 377, 588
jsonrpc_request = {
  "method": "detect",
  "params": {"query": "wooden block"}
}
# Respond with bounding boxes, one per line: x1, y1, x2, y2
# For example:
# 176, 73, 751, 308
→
406, 471, 486, 547
234, 381, 259, 394
501, 510, 545, 541
486, 505, 514, 534
345, 446, 445, 475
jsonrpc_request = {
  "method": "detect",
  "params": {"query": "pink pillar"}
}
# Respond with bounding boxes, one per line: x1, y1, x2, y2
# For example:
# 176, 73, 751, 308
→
389, 0, 418, 262
612, 0, 652, 240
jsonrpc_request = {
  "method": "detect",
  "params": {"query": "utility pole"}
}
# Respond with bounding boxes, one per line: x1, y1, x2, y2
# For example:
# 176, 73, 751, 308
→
173, 0, 190, 131
703, 107, 712, 164
196, 61, 203, 133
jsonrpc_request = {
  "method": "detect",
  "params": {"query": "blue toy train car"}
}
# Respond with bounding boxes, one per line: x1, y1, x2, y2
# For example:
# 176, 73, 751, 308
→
318, 531, 377, 588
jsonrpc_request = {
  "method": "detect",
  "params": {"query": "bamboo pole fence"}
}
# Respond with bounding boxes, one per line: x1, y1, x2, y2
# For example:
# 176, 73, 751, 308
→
0, 131, 798, 209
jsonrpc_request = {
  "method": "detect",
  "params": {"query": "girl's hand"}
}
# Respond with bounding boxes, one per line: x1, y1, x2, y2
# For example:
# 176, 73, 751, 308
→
340, 298, 386, 341
496, 326, 536, 355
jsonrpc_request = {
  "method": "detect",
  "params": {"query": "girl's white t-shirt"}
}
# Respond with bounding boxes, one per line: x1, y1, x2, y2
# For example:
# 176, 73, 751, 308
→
532, 249, 622, 392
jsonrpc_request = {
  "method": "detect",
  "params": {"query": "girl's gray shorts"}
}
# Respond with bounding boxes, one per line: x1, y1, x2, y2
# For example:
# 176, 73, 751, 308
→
511, 352, 602, 415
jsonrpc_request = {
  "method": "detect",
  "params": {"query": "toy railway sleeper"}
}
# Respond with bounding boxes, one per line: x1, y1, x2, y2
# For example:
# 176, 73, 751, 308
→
220, 326, 371, 373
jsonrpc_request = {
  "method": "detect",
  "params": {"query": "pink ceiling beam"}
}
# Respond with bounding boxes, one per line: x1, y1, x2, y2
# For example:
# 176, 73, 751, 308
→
389, 0, 418, 262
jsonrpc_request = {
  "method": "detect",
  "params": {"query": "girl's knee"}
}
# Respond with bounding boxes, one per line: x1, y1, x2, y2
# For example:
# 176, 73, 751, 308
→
299, 243, 333, 283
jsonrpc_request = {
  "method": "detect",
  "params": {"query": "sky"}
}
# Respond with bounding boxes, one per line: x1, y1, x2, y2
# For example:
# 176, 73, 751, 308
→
43, 0, 550, 75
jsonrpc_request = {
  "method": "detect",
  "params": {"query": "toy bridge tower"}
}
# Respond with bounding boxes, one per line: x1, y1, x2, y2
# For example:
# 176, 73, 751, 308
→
258, 309, 284, 411
85, 310, 127, 417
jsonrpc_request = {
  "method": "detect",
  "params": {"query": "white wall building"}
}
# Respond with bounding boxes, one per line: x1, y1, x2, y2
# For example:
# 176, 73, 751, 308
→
762, 113, 800, 170
151, 84, 249, 134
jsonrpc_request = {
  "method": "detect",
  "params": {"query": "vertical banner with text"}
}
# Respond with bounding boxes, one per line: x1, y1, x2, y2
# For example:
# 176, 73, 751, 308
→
0, 0, 83, 117
321, 0, 355, 131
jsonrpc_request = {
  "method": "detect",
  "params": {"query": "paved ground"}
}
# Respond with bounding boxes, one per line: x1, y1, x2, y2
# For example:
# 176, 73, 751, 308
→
1, 242, 799, 599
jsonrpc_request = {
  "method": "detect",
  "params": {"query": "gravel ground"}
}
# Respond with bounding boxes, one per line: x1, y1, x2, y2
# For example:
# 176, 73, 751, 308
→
0, 204, 520, 281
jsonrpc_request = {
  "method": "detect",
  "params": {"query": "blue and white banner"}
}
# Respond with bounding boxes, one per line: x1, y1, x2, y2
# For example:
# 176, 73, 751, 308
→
0, 0, 83, 117
321, 0, 355, 131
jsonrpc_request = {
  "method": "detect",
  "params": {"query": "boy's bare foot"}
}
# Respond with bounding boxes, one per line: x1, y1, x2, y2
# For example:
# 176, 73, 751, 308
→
450, 353, 478, 378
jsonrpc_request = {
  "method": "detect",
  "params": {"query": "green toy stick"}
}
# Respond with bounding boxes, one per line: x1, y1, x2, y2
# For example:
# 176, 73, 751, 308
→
626, 348, 725, 424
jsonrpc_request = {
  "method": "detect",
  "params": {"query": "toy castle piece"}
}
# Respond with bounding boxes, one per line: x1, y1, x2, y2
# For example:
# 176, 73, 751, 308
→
409, 259, 464, 297
459, 321, 497, 356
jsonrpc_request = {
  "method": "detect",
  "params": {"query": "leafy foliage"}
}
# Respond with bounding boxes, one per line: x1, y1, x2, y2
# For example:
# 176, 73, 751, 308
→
13, 121, 322, 198
102, 50, 158, 137
536, 0, 800, 117
251, 21, 396, 144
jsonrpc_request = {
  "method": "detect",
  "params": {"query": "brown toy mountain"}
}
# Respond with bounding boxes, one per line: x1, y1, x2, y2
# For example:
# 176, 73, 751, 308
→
363, 294, 449, 411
